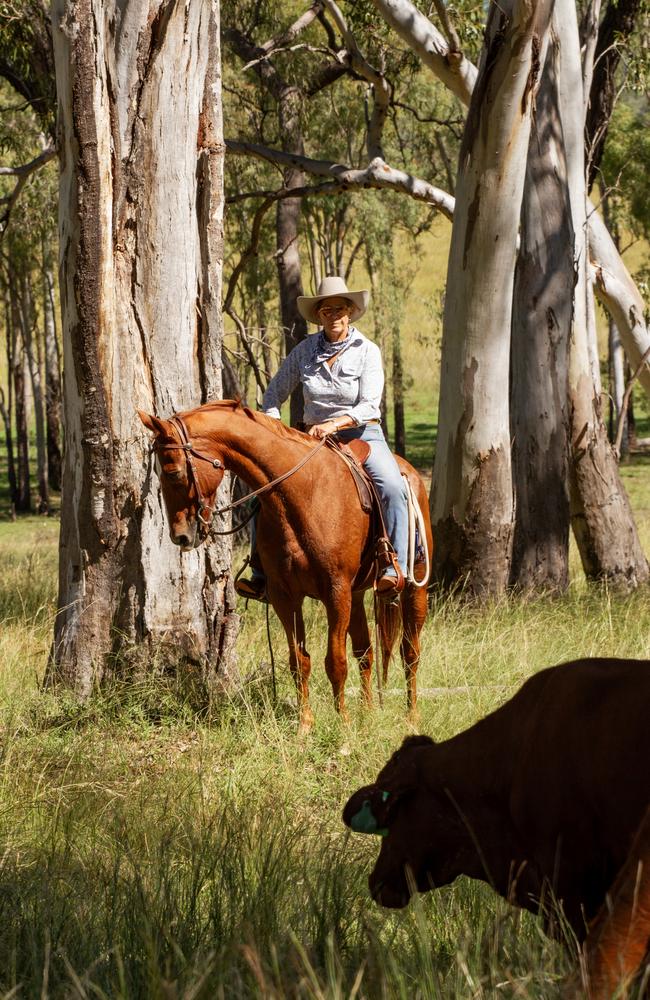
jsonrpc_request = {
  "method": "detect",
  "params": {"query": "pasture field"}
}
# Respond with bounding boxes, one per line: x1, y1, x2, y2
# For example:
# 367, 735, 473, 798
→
0, 456, 649, 998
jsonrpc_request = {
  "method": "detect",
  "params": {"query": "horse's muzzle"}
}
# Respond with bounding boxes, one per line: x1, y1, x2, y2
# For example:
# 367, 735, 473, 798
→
171, 519, 199, 551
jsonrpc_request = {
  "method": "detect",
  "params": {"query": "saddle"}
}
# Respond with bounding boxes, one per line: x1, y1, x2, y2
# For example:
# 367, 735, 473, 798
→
326, 437, 404, 592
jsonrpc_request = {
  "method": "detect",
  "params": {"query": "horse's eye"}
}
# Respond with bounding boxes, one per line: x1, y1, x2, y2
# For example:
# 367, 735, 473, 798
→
164, 468, 184, 482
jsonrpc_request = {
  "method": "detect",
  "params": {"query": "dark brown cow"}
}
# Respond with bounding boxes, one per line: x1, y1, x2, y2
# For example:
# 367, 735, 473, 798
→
343, 657, 650, 958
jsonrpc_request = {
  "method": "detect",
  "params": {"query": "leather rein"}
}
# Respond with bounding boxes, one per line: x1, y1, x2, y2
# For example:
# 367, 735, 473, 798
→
153, 414, 329, 539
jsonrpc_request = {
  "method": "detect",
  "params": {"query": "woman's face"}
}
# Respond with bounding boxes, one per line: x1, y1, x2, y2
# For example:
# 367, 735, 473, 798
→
317, 297, 353, 342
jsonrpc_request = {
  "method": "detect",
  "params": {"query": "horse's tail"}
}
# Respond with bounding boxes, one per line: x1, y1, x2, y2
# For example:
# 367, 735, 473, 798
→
375, 594, 403, 687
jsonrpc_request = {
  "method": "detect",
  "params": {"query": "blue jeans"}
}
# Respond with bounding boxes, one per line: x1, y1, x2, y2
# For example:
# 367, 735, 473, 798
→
338, 424, 408, 577
249, 423, 408, 581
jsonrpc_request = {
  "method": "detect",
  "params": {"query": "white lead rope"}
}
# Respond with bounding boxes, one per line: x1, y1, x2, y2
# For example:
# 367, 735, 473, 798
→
402, 474, 430, 588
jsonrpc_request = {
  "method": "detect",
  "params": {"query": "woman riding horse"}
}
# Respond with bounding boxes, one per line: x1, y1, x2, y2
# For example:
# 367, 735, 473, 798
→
236, 275, 408, 601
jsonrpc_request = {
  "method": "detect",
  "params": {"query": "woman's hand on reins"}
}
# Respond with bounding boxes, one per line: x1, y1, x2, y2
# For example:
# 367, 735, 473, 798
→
308, 421, 339, 439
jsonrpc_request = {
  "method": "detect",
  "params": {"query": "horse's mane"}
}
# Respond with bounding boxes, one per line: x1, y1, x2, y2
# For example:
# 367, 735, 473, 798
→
181, 399, 315, 447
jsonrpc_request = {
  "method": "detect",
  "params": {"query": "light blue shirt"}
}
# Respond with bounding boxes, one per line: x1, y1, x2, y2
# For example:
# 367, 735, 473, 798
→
262, 327, 383, 426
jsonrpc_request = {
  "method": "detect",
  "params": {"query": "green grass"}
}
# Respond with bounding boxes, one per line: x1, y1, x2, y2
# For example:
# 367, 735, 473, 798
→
1, 493, 650, 995
2, 209, 650, 993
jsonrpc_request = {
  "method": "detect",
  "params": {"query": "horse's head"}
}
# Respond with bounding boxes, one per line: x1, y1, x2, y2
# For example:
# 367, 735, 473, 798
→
138, 410, 225, 550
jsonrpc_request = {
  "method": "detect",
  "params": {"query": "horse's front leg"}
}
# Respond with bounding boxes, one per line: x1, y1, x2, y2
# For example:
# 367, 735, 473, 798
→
274, 598, 314, 734
324, 589, 352, 720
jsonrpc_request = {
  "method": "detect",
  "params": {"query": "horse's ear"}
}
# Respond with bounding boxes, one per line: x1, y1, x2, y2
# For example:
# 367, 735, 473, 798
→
138, 410, 166, 436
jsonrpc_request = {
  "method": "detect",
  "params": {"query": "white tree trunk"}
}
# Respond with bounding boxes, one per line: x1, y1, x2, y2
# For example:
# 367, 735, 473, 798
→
609, 316, 627, 450
589, 207, 650, 398
557, 0, 648, 586
430, 0, 553, 595
48, 0, 238, 695
510, 22, 572, 592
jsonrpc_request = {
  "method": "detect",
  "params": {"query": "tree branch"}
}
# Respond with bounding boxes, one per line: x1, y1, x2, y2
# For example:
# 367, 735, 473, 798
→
581, 0, 602, 119
589, 206, 650, 398
321, 0, 391, 160
431, 0, 463, 55
0, 143, 56, 235
248, 1, 324, 65
613, 344, 650, 458
372, 0, 650, 402
226, 139, 455, 218
370, 0, 476, 107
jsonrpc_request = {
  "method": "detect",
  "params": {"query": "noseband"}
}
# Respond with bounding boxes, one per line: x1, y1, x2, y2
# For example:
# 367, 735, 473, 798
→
153, 414, 224, 539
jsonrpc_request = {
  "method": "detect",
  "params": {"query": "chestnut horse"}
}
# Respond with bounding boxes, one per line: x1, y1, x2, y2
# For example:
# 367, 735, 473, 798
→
139, 400, 433, 731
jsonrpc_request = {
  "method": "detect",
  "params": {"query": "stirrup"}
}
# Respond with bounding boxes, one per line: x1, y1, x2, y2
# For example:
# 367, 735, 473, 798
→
375, 573, 404, 597
234, 556, 268, 603
374, 537, 405, 595
234, 577, 268, 603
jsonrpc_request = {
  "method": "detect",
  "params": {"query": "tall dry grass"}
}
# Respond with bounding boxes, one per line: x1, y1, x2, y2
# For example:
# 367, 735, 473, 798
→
1, 482, 650, 997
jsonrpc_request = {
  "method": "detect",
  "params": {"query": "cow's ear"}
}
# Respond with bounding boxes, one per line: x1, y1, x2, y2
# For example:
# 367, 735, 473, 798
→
400, 734, 436, 751
138, 410, 166, 437
343, 785, 405, 837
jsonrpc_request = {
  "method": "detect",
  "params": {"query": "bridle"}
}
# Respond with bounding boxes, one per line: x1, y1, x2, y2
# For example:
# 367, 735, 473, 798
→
152, 413, 330, 541
153, 414, 225, 540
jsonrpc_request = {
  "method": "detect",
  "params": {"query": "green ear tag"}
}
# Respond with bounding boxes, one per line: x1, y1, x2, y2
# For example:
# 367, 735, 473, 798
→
350, 799, 388, 837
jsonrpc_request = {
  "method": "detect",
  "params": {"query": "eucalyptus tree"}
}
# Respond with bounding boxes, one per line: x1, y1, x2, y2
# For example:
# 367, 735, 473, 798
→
364, 0, 648, 592
223, 0, 650, 592
46, 0, 238, 695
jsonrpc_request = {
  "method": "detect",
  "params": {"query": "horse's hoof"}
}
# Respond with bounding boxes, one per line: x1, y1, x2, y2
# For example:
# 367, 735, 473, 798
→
406, 709, 420, 731
297, 707, 315, 736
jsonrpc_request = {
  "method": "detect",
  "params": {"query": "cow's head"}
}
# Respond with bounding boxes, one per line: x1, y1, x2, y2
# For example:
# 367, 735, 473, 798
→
343, 735, 477, 908
138, 410, 225, 550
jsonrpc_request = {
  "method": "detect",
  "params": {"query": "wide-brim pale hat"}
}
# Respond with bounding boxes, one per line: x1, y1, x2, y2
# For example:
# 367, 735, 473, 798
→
297, 275, 370, 325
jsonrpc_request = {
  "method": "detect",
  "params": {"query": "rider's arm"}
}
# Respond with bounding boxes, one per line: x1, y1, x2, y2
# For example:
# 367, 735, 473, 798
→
262, 343, 304, 418
347, 341, 384, 426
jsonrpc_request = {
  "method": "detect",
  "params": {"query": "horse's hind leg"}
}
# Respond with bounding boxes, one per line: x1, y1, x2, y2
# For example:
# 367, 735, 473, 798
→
275, 600, 313, 733
348, 592, 373, 708
324, 590, 352, 721
400, 584, 428, 721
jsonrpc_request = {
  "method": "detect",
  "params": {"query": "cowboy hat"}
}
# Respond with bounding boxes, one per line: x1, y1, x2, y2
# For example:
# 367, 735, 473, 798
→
297, 275, 370, 325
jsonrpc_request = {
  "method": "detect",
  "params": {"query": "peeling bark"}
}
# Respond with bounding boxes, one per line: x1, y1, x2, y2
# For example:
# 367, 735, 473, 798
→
48, 0, 238, 696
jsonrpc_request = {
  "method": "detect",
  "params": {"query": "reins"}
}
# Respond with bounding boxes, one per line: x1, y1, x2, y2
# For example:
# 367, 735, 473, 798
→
211, 433, 330, 517
153, 414, 330, 538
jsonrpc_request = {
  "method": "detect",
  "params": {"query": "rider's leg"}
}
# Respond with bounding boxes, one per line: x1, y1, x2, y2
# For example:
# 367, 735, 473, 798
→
234, 500, 266, 600
358, 425, 408, 580
248, 503, 265, 582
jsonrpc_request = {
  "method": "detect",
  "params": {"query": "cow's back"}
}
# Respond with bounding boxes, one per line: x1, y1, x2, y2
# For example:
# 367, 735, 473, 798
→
507, 658, 650, 922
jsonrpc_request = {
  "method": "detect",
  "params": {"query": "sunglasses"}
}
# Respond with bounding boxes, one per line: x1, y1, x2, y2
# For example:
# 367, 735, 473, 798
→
318, 304, 350, 318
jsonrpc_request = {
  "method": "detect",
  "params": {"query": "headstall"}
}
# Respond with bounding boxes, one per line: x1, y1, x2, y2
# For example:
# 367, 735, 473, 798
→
153, 414, 224, 538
